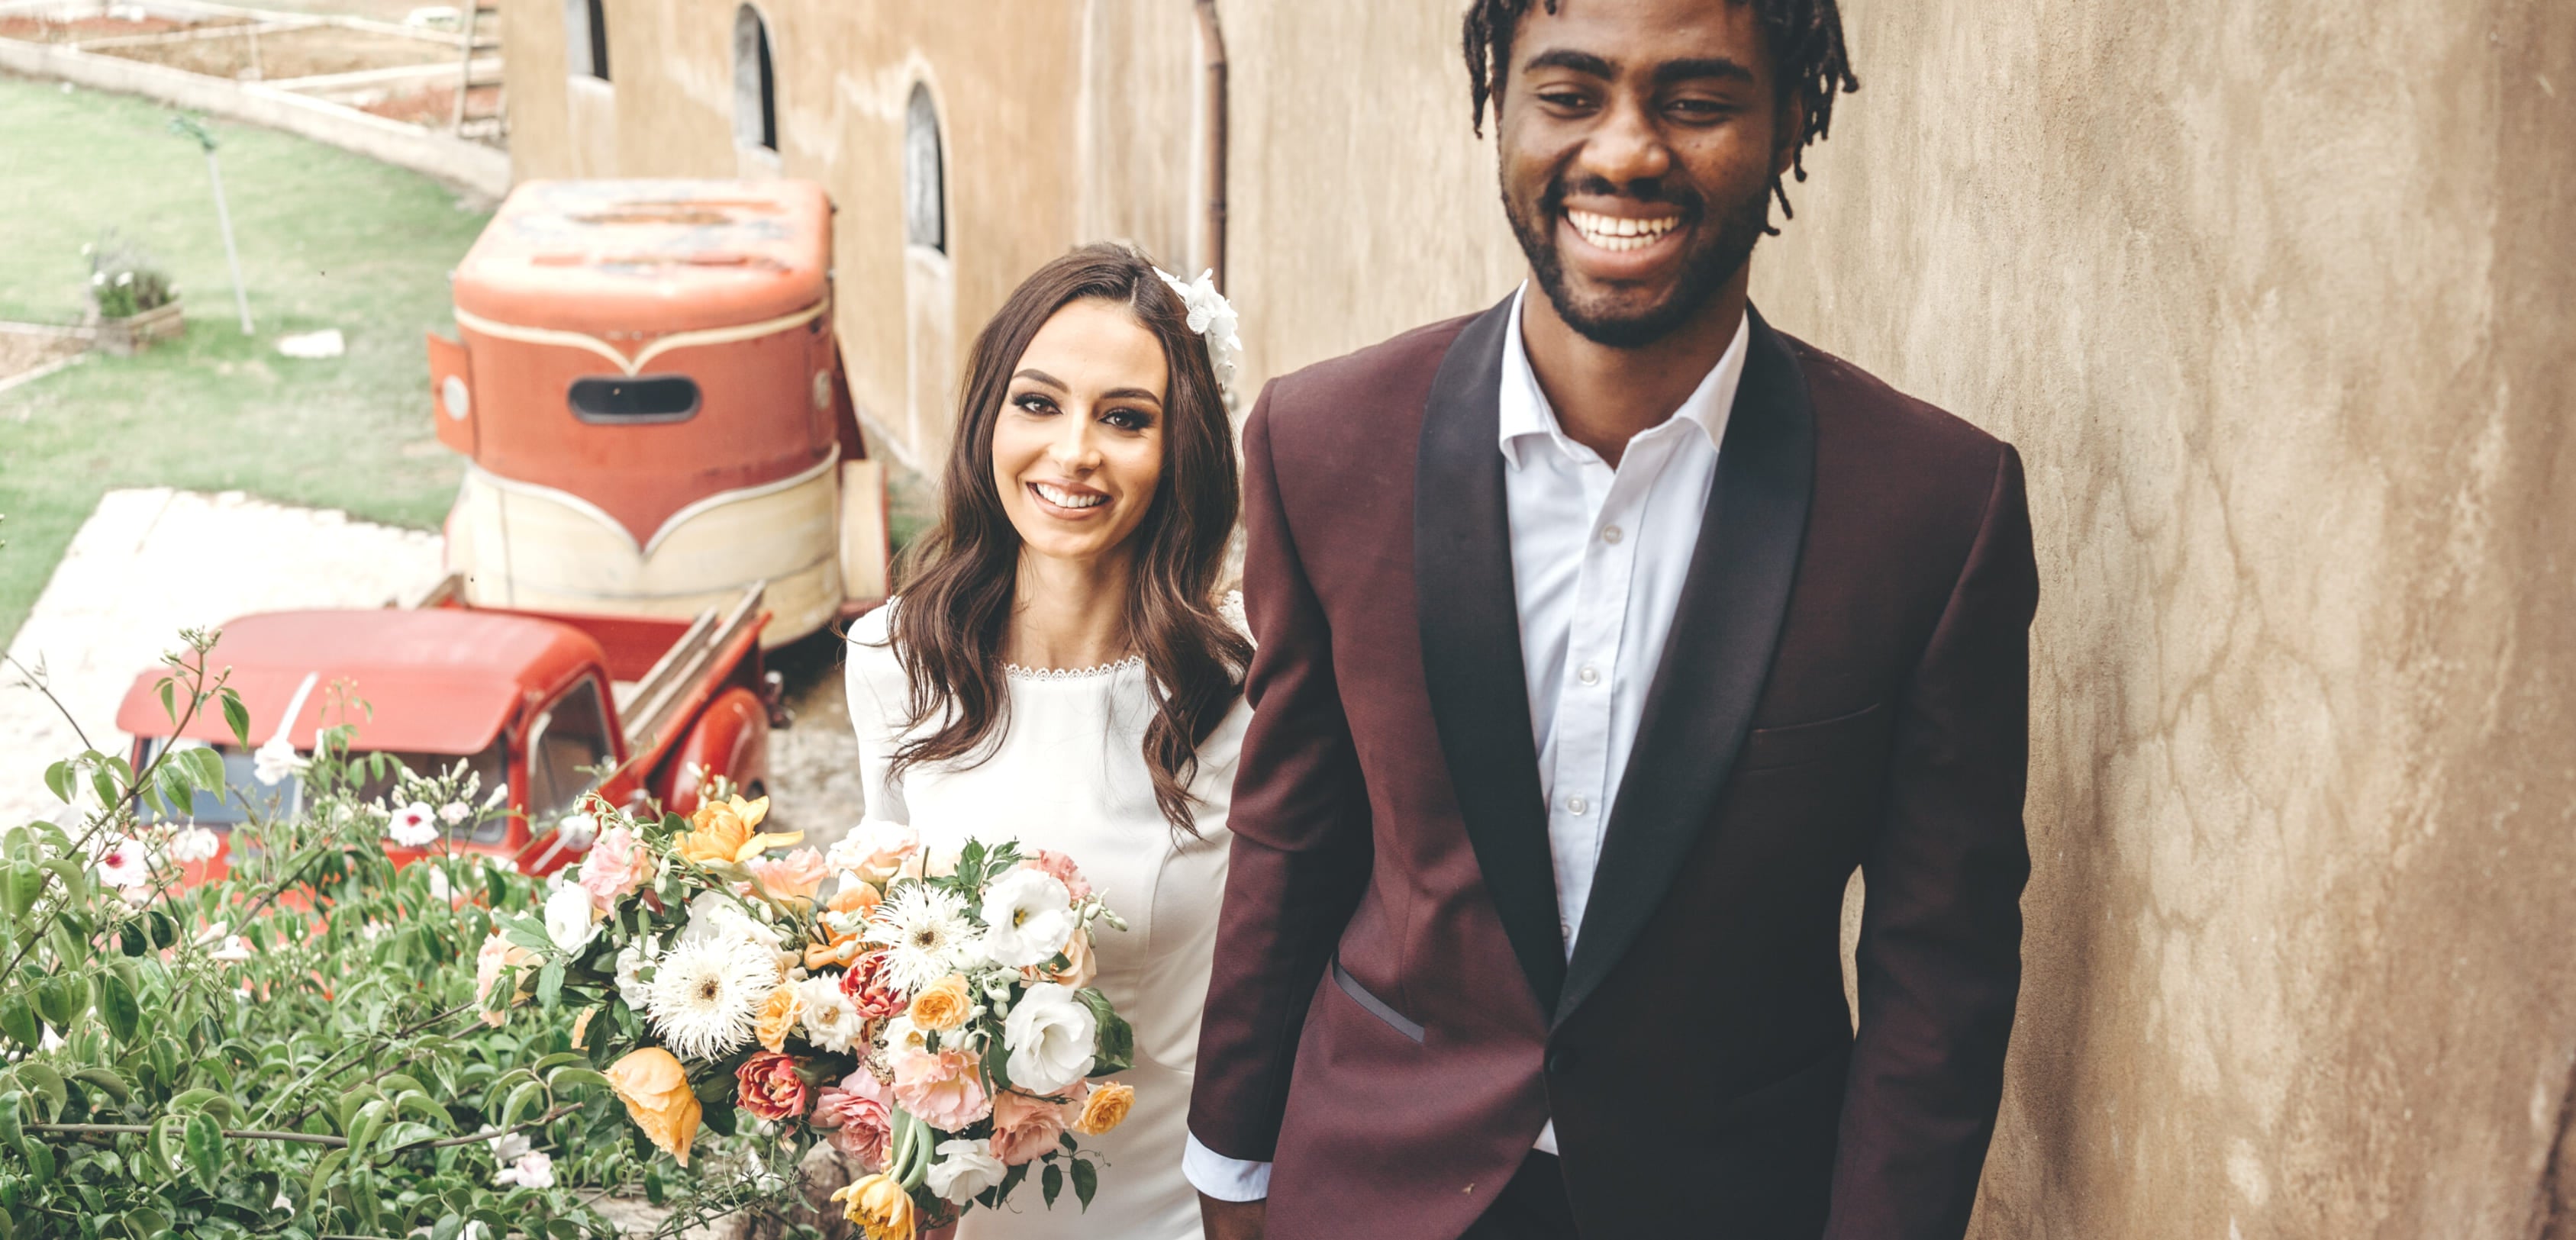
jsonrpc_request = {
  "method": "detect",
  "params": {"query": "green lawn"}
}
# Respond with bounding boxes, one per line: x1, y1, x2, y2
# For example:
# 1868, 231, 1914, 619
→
0, 75, 488, 649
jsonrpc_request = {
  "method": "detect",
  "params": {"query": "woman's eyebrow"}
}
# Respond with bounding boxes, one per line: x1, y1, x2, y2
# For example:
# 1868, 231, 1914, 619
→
1012, 368, 1069, 391
1100, 387, 1164, 407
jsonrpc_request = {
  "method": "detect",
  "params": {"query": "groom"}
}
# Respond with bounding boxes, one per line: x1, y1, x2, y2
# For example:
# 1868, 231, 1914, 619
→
1186, 0, 2034, 1237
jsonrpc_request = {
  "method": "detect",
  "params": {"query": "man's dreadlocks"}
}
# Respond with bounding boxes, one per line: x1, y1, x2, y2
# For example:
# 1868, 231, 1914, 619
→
1461, 0, 1859, 226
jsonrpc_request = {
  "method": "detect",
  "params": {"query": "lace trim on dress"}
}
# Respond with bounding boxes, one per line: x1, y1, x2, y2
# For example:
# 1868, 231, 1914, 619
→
1004, 655, 1145, 681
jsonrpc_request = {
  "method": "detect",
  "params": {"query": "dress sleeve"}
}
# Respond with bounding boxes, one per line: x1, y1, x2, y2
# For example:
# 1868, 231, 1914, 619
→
843, 611, 911, 828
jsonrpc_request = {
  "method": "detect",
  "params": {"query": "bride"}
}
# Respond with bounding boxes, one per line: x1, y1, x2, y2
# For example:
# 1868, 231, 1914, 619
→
843, 243, 1251, 1240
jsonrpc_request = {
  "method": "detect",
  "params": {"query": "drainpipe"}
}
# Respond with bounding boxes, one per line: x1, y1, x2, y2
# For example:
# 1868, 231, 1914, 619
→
1194, 0, 1229, 292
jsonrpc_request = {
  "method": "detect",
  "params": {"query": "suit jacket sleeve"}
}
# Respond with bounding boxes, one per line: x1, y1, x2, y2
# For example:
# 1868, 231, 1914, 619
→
1186, 384, 1376, 1163
1825, 443, 2038, 1240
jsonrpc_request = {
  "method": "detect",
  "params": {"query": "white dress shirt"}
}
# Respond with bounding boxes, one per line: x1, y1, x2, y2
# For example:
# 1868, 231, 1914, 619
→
1185, 286, 1749, 1197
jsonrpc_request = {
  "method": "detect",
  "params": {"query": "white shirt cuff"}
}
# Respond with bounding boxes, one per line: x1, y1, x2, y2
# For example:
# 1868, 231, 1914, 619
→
1182, 1132, 1273, 1202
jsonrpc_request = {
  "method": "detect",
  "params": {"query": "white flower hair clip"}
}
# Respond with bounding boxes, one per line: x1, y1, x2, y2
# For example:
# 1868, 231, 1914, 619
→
1153, 266, 1243, 411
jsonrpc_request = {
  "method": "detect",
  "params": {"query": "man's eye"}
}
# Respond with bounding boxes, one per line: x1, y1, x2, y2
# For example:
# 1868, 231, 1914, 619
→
1539, 91, 1592, 111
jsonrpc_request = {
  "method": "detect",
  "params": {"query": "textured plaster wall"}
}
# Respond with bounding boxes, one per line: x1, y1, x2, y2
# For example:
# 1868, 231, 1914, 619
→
1749, 0, 2576, 1235
495, 3, 2576, 1231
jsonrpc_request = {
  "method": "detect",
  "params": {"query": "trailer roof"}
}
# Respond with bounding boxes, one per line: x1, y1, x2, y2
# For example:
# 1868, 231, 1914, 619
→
451, 179, 832, 337
114, 609, 608, 755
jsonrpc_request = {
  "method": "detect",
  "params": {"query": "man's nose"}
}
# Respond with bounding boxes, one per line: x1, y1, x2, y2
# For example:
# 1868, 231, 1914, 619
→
1577, 94, 1673, 189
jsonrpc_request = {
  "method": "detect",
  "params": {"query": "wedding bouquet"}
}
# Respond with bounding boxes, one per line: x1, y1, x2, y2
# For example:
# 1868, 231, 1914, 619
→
489, 788, 1136, 1238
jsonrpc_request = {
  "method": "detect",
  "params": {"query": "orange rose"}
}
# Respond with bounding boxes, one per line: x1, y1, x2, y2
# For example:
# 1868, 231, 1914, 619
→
1021, 929, 1097, 990
906, 974, 972, 1032
756, 984, 805, 1052
606, 1048, 703, 1167
1071, 1080, 1134, 1136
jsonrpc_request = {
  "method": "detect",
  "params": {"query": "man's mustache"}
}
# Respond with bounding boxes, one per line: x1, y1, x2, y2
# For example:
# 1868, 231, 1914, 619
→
1537, 176, 1705, 221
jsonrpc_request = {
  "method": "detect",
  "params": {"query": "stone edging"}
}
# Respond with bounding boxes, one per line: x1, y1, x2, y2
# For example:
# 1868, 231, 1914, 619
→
0, 36, 509, 198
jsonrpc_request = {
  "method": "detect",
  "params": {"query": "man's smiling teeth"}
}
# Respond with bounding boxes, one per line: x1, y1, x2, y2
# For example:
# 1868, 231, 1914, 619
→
1033, 482, 1106, 510
1567, 210, 1681, 252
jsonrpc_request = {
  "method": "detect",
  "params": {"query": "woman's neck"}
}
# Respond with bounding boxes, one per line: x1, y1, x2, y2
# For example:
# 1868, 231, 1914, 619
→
1005, 549, 1136, 671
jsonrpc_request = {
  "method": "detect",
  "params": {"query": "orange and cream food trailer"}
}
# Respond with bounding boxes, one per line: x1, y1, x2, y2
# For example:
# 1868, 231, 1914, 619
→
426, 179, 888, 646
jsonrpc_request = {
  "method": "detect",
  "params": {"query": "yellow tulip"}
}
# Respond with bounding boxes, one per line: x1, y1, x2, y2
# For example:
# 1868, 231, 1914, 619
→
831, 1173, 917, 1240
605, 1047, 703, 1167
674, 794, 801, 865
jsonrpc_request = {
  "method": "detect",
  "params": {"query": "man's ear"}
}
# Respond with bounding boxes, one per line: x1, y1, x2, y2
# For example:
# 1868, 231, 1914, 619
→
1772, 94, 1806, 179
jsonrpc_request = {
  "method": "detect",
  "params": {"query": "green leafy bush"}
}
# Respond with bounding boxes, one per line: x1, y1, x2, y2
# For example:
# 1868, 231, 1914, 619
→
0, 633, 815, 1238
83, 233, 174, 321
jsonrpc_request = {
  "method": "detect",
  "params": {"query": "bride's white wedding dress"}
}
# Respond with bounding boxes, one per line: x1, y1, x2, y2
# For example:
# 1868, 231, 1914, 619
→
844, 604, 1249, 1240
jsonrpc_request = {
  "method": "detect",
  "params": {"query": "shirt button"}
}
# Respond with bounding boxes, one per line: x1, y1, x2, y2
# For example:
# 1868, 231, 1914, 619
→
1566, 796, 1588, 816
1576, 665, 1600, 686
1601, 525, 1623, 544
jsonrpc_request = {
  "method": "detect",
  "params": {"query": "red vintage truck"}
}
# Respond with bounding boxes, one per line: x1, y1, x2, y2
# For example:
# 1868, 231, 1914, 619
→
114, 579, 777, 881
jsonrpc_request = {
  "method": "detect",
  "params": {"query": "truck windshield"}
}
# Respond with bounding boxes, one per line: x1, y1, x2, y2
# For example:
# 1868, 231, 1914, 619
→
138, 740, 510, 843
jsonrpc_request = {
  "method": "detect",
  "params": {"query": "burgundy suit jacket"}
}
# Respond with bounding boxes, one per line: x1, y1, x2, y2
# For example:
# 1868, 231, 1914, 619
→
1190, 298, 2036, 1240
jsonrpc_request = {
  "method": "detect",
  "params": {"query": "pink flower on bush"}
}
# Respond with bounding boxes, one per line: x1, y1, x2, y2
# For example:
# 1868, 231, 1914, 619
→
890, 1048, 991, 1130
734, 1050, 811, 1122
743, 847, 829, 903
576, 826, 652, 912
988, 1089, 1066, 1166
1020, 850, 1092, 901
812, 1069, 895, 1169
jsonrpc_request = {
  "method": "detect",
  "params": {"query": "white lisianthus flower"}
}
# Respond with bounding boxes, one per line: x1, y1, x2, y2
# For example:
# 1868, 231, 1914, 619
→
543, 884, 600, 955
924, 1139, 1007, 1204
977, 868, 1075, 968
385, 802, 440, 849
493, 1149, 554, 1188
251, 738, 308, 787
613, 938, 659, 1007
92, 837, 152, 891
166, 826, 221, 865
792, 974, 862, 1052
677, 891, 782, 949
483, 1129, 531, 1162
439, 801, 471, 826
1000, 981, 1096, 1094
881, 1014, 929, 1057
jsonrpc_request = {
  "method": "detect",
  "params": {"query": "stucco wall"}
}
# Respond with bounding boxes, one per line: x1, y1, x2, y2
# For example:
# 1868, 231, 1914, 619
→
493, 3, 2576, 1231
1749, 0, 2576, 1235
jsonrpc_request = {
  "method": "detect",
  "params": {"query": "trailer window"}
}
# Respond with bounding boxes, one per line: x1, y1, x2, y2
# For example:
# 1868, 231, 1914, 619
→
529, 678, 614, 816
569, 375, 700, 424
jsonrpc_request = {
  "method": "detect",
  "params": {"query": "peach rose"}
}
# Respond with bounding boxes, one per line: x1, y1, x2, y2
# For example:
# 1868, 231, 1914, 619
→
987, 1089, 1066, 1166
906, 974, 972, 1032
841, 952, 909, 1019
745, 846, 830, 907
756, 984, 805, 1052
607, 1047, 704, 1167
1020, 928, 1096, 990
473, 932, 537, 1027
825, 820, 920, 885
1071, 1081, 1134, 1136
1020, 849, 1093, 901
575, 826, 652, 911
675, 794, 801, 865
812, 1069, 895, 1170
831, 1173, 916, 1239
890, 1048, 990, 1130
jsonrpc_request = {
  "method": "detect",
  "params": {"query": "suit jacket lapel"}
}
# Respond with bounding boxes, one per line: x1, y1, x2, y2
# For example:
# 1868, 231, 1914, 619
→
1415, 295, 1567, 1015
1553, 306, 1818, 1026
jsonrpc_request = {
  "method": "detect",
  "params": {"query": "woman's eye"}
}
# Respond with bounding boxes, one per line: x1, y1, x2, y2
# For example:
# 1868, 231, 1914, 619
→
1013, 394, 1056, 415
1101, 408, 1150, 431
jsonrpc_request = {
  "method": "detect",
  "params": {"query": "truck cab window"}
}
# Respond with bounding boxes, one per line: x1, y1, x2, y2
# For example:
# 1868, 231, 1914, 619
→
569, 375, 700, 424
529, 678, 614, 816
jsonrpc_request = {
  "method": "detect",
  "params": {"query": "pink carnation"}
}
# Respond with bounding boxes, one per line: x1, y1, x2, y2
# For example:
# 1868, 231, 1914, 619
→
1020, 849, 1092, 901
890, 1048, 991, 1131
988, 1089, 1066, 1166
575, 826, 651, 912
812, 1070, 895, 1170
744, 846, 829, 901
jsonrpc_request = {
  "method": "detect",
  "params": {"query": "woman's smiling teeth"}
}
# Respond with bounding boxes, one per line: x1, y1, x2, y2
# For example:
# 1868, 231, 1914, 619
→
1033, 482, 1107, 510
1567, 209, 1681, 253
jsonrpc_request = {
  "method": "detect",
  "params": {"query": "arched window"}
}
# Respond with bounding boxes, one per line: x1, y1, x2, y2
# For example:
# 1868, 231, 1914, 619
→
903, 83, 946, 253
564, 0, 609, 81
731, 5, 776, 152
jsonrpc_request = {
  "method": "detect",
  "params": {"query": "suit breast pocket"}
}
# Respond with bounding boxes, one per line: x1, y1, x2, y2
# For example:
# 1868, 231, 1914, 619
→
1736, 701, 1890, 772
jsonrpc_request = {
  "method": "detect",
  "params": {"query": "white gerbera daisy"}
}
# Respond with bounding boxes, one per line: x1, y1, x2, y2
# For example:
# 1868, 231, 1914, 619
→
643, 936, 777, 1061
864, 884, 978, 993
794, 974, 863, 1052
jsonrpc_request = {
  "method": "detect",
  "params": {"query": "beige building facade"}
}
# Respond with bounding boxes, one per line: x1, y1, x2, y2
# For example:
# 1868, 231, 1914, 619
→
500, 0, 2576, 1235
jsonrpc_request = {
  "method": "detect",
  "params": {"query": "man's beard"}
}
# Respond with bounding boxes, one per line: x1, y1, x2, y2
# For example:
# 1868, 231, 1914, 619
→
1506, 172, 1771, 349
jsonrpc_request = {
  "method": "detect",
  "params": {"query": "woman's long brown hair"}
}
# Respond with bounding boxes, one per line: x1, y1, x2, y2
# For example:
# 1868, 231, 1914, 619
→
881, 243, 1249, 835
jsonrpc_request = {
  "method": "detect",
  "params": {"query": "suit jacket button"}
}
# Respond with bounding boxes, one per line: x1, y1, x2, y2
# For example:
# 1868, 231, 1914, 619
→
1546, 1047, 1577, 1076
